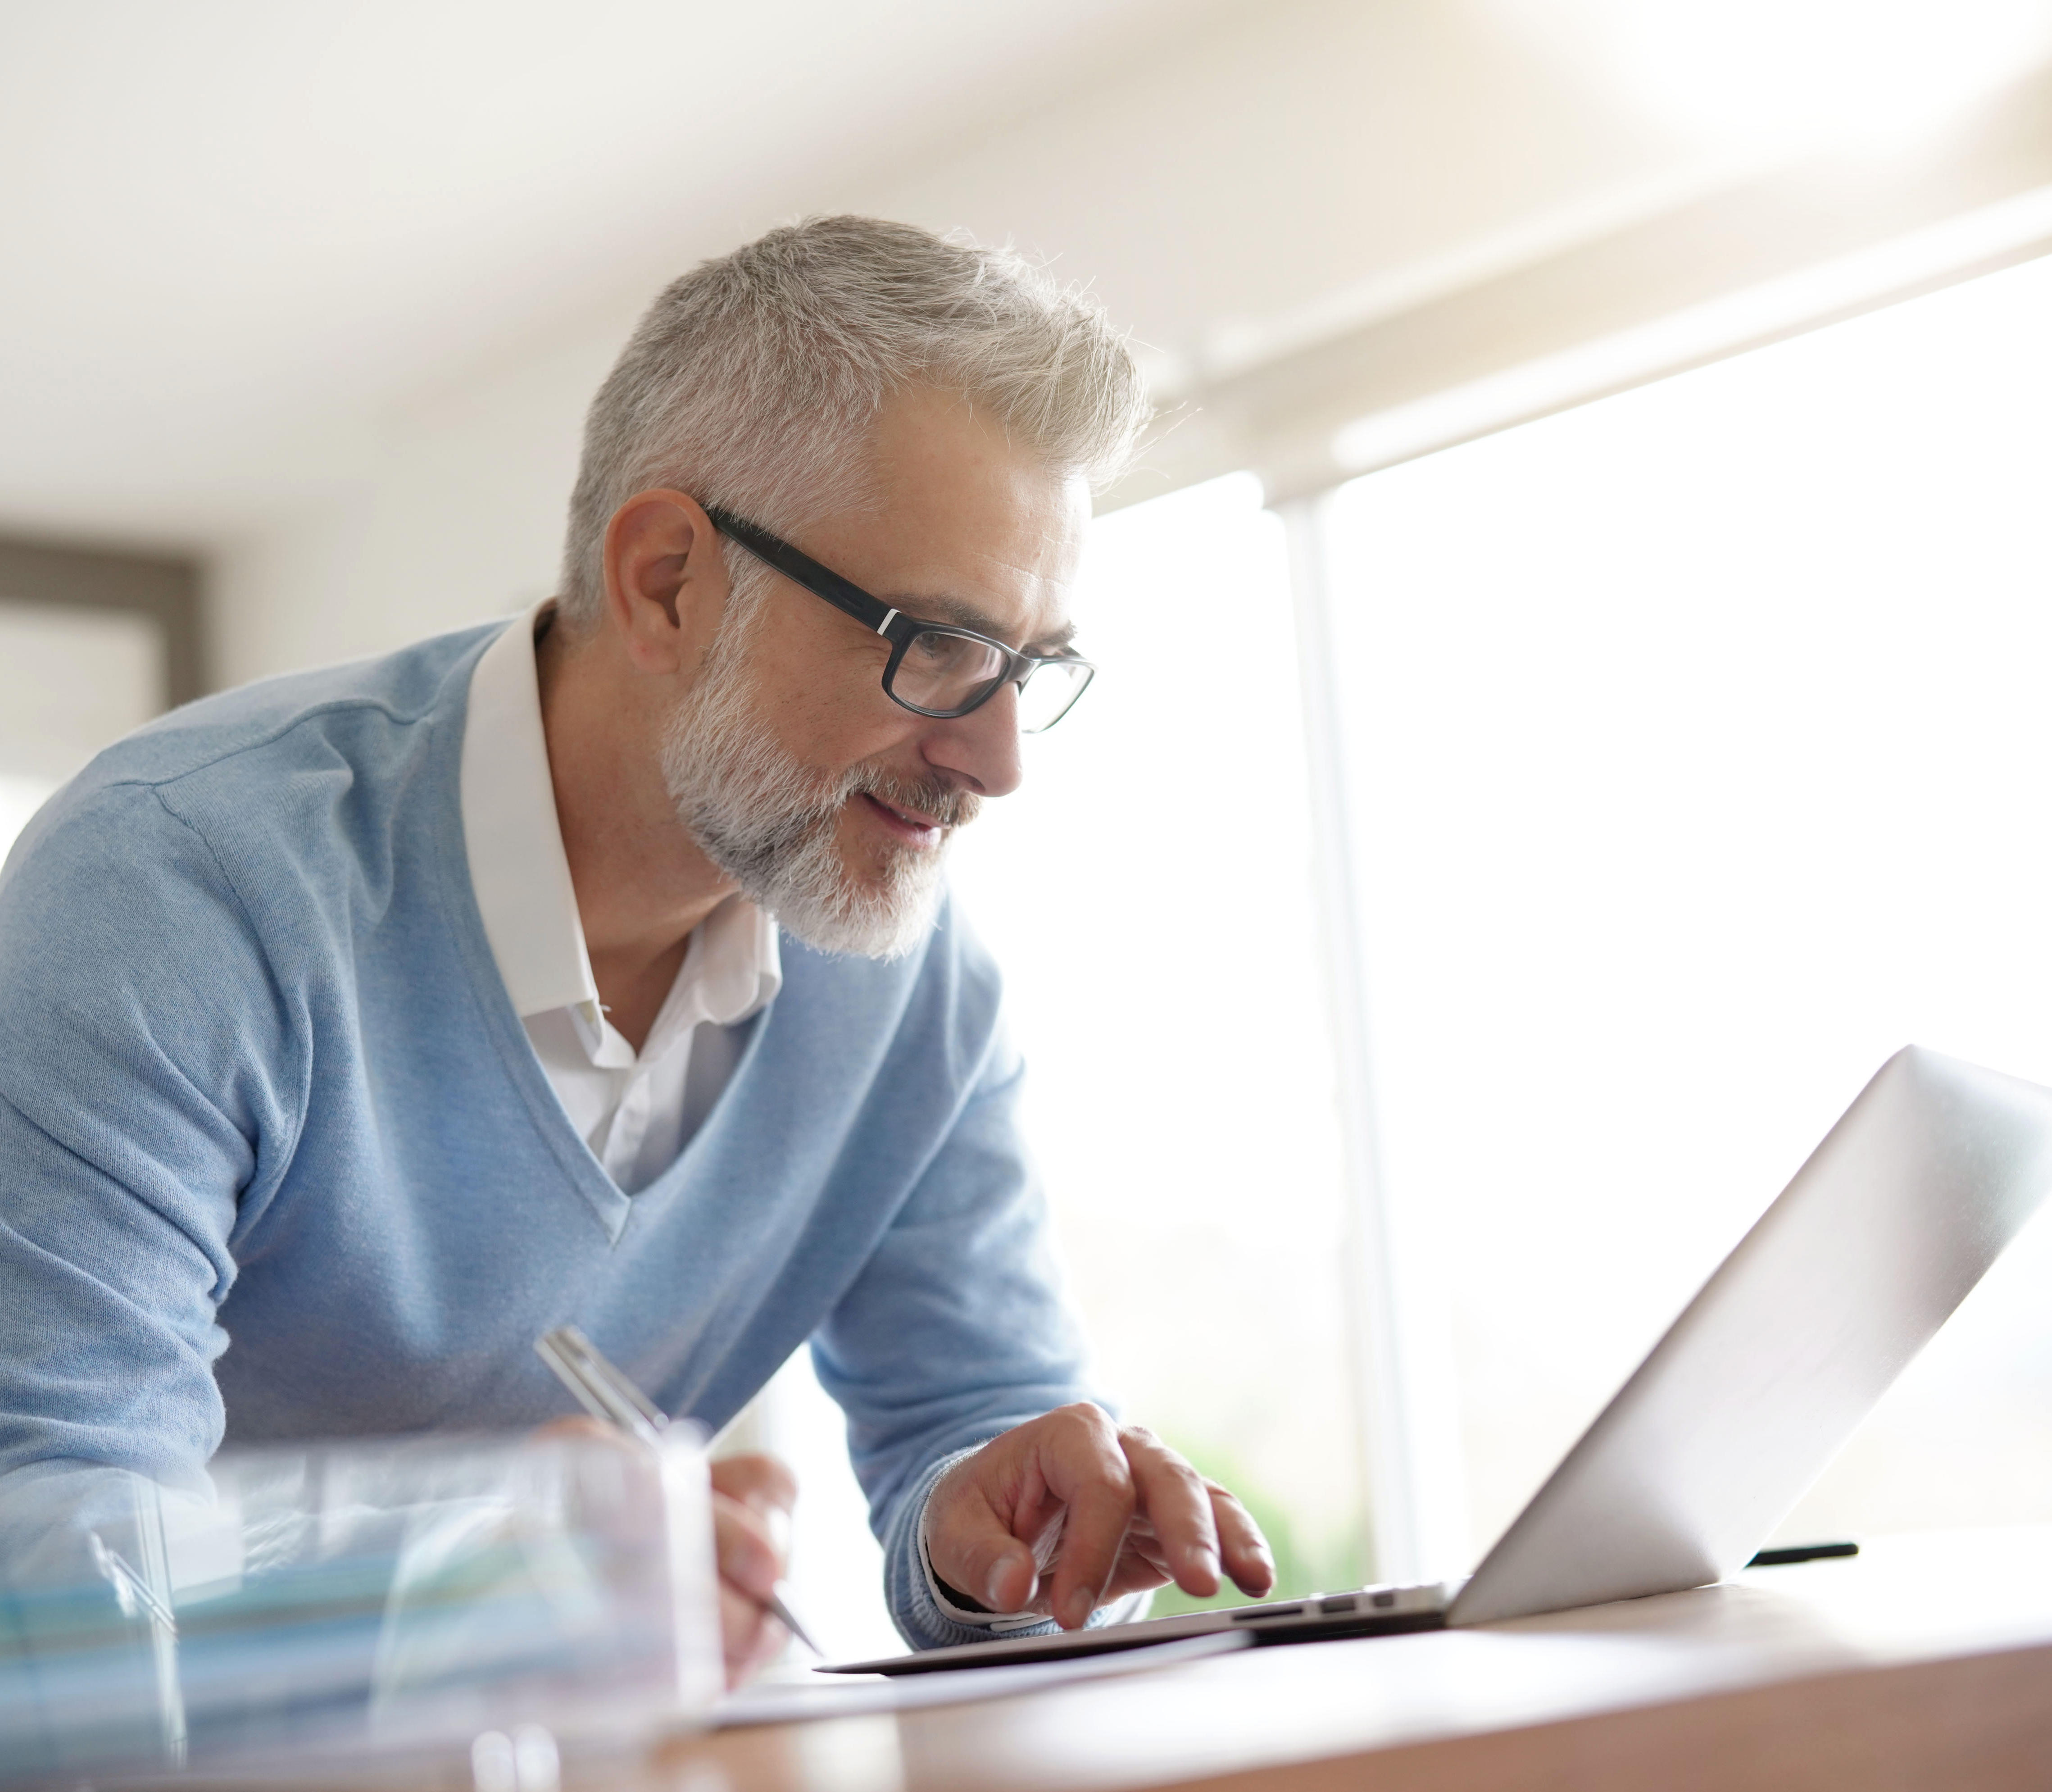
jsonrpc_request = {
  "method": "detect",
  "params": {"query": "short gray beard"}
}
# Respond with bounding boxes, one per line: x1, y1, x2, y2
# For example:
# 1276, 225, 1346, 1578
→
660, 607, 978, 959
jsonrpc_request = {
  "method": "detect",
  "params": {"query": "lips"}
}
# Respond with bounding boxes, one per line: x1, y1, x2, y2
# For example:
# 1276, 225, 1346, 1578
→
857, 791, 946, 846
869, 793, 944, 829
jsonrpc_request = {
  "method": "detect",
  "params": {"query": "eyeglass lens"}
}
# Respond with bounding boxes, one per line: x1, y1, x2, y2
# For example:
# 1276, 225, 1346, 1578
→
1013, 657, 1090, 733
890, 628, 1090, 732
890, 629, 1010, 714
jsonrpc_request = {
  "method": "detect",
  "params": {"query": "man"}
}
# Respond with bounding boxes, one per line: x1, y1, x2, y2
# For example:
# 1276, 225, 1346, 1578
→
0, 217, 1272, 1683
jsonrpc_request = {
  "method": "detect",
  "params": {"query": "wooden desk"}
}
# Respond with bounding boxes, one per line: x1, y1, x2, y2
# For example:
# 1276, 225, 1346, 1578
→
636, 1529, 2052, 1792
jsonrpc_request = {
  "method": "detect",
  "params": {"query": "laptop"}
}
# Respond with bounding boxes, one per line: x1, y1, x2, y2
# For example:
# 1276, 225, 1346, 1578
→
828, 1045, 2052, 1675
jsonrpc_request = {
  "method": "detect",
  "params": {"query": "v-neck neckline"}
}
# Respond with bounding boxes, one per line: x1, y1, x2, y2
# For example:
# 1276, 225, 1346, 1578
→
429, 628, 775, 1243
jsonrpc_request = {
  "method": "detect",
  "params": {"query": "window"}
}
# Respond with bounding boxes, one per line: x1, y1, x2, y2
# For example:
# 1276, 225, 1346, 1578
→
1318, 249, 2052, 1565
0, 602, 166, 858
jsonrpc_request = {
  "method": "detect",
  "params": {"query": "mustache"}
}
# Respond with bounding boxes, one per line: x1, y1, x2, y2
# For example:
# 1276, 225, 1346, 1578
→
841, 764, 981, 832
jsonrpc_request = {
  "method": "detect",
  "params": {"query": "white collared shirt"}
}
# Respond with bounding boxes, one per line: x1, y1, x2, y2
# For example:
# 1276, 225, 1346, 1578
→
459, 604, 781, 1194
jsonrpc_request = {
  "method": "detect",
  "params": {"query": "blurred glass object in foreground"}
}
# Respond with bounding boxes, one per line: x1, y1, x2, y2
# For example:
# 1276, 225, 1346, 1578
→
0, 1430, 721, 1781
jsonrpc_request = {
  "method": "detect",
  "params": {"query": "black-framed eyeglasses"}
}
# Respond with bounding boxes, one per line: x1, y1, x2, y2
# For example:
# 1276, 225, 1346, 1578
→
703, 505, 1096, 734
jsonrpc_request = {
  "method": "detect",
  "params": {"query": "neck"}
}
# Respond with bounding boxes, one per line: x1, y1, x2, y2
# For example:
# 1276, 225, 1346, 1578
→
536, 614, 738, 1048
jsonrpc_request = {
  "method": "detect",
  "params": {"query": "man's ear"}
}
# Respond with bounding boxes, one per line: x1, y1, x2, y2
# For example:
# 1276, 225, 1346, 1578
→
600, 489, 731, 677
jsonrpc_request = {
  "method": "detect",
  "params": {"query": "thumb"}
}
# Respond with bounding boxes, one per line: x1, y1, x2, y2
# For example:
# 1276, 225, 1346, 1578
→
931, 1486, 1040, 1613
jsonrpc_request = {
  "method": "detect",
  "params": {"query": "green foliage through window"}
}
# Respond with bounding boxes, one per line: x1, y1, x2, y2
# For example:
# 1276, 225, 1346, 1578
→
1145, 1433, 1369, 1619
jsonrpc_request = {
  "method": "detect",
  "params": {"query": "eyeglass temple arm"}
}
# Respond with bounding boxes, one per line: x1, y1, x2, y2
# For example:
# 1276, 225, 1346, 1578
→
701, 505, 898, 637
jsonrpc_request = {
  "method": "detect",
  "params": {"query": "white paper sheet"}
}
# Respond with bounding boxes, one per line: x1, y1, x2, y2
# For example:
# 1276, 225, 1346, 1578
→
712, 1629, 1251, 1728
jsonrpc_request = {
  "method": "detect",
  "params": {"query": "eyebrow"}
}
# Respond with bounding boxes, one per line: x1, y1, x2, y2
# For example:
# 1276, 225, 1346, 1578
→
889, 592, 1078, 654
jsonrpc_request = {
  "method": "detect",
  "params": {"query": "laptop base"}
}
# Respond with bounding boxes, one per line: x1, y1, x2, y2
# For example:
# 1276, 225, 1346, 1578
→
825, 1585, 1454, 1676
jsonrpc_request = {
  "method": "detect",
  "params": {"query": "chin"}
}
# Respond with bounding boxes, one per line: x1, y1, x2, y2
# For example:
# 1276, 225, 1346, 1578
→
783, 845, 945, 961
711, 801, 954, 960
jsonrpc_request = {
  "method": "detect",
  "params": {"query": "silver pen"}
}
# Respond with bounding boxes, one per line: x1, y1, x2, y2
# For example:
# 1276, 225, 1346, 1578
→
535, 1324, 825, 1656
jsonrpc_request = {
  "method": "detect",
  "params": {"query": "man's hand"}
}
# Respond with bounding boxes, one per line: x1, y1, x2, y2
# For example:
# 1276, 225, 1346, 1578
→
924, 1405, 1274, 1631
709, 1452, 798, 1688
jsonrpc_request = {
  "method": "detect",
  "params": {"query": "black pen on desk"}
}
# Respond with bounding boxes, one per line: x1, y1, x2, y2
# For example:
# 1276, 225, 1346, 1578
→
535, 1324, 826, 1656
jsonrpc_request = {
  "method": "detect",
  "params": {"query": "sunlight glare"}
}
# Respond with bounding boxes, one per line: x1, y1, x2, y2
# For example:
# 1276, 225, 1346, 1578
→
1498, 0, 2052, 155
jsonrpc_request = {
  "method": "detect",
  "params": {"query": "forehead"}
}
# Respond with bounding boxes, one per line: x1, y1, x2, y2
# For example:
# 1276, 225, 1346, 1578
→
806, 387, 1090, 646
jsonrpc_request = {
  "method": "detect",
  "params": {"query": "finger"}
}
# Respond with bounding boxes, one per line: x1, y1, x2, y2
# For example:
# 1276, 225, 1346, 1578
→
713, 1490, 783, 1600
1119, 1429, 1221, 1598
1207, 1481, 1276, 1597
1123, 1524, 1176, 1582
711, 1451, 798, 1516
712, 1453, 798, 1558
1095, 1535, 1179, 1605
928, 1470, 1043, 1614
719, 1578, 786, 1690
1047, 1481, 1135, 1628
1038, 1414, 1137, 1630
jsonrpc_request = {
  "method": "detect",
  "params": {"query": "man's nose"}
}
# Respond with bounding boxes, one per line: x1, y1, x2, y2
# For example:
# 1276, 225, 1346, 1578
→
921, 682, 1025, 799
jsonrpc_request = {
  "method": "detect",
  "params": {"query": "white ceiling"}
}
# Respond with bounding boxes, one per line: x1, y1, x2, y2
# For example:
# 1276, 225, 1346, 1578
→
0, 0, 1244, 546
4, 0, 2045, 556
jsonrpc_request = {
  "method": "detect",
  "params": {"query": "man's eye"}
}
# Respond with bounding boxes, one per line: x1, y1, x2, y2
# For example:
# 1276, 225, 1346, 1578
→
910, 632, 983, 670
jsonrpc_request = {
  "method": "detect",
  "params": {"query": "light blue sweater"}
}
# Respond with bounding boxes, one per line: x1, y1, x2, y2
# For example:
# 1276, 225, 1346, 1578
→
0, 623, 1101, 1649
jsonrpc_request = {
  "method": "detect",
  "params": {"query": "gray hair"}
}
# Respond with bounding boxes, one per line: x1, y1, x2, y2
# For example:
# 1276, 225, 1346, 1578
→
557, 215, 1152, 628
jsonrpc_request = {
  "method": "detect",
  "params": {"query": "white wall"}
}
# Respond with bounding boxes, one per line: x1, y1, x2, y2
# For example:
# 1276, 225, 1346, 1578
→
210, 320, 631, 686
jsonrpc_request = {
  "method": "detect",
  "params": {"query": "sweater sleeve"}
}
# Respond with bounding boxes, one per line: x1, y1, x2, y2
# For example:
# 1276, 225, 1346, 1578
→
808, 1028, 1140, 1650
0, 781, 299, 1490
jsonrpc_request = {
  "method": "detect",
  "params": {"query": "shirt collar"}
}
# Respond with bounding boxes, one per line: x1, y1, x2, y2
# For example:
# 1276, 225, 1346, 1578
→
459, 601, 781, 1029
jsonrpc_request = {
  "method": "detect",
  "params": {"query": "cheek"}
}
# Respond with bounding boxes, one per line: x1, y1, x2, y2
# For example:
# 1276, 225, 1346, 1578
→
781, 685, 929, 778
749, 646, 900, 764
